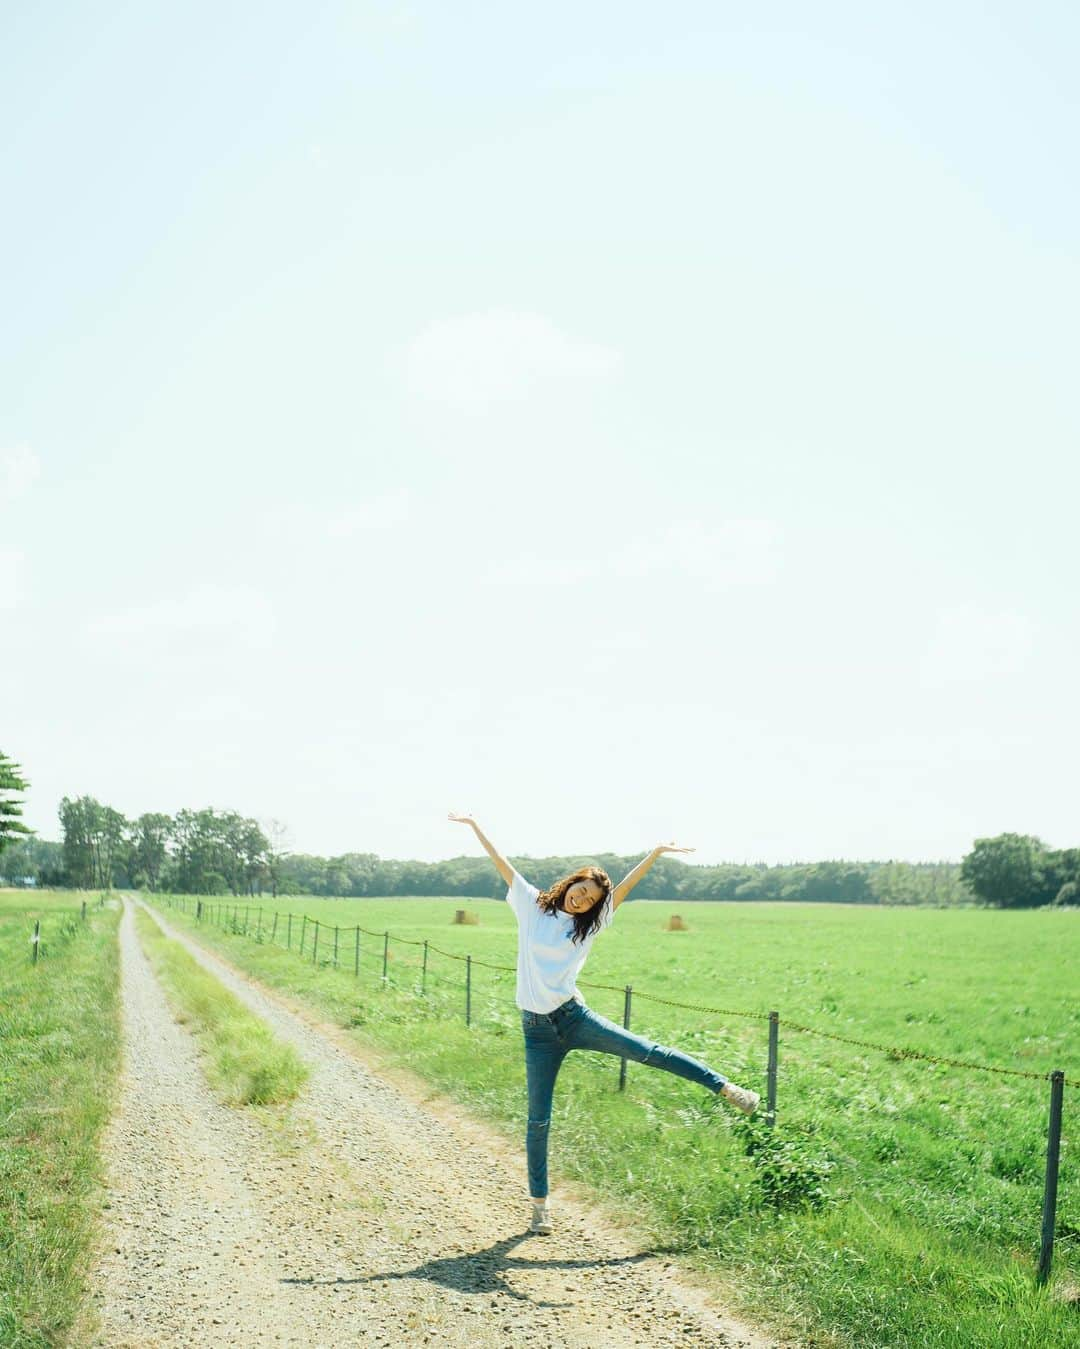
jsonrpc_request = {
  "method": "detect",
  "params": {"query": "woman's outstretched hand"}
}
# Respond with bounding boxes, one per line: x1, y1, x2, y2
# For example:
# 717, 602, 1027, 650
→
448, 813, 513, 886
613, 841, 694, 909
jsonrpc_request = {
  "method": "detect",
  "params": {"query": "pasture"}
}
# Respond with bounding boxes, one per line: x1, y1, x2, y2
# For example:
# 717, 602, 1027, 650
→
153, 893, 1080, 1348
0, 891, 121, 1348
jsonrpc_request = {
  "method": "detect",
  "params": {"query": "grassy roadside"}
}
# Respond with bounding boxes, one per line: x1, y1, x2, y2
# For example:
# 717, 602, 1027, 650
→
144, 896, 1080, 1349
133, 905, 308, 1106
0, 893, 121, 1349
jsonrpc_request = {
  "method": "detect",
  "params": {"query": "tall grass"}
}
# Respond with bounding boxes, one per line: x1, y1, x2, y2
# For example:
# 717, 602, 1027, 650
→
148, 894, 1080, 1348
0, 892, 121, 1349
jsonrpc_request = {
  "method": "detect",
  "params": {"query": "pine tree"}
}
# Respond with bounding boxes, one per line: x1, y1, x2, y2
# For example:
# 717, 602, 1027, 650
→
0, 751, 33, 855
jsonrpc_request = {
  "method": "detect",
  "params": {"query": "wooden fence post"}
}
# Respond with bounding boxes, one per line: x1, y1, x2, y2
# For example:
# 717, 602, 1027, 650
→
619, 985, 633, 1090
1037, 1070, 1065, 1286
766, 1011, 779, 1126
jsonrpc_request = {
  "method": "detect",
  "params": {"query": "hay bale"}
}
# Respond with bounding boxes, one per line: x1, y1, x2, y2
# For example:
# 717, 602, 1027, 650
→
666, 914, 688, 931
453, 909, 480, 925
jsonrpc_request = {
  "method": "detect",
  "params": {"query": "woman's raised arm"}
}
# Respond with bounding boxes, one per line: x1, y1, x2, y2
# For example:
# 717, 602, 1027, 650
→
612, 841, 695, 909
447, 813, 515, 888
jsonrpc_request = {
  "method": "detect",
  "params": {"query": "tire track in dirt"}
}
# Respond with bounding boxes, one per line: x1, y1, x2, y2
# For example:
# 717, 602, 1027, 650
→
83, 897, 391, 1345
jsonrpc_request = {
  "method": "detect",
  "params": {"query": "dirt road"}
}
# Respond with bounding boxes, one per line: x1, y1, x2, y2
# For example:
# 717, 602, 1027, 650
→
81, 897, 790, 1347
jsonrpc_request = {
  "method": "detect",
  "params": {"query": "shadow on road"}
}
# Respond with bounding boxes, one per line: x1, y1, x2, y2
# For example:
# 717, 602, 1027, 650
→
282, 1230, 669, 1305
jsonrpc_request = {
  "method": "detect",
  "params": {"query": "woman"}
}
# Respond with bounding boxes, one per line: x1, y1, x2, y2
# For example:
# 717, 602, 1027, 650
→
448, 812, 759, 1236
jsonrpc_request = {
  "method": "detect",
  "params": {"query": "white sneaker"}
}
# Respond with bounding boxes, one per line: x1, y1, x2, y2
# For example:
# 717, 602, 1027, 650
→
529, 1202, 552, 1235
720, 1082, 760, 1115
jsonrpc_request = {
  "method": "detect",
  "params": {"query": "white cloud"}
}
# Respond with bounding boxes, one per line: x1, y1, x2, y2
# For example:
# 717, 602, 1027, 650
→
404, 310, 621, 408
921, 607, 1034, 682
258, 492, 412, 541
0, 549, 23, 609
486, 519, 782, 589
326, 490, 411, 537
0, 447, 40, 506
610, 519, 782, 585
175, 693, 267, 724
86, 584, 276, 642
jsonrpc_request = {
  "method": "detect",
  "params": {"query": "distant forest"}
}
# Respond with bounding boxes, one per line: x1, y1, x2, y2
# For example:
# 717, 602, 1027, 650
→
1, 790, 1077, 909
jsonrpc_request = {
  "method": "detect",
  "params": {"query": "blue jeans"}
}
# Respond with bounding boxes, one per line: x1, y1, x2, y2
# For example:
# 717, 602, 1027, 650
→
522, 995, 728, 1199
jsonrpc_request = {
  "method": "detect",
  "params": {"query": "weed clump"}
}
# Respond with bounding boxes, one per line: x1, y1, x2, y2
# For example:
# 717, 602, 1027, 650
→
732, 1115, 836, 1212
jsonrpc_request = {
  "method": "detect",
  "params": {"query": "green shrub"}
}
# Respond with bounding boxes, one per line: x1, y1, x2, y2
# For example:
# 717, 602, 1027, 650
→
734, 1115, 836, 1211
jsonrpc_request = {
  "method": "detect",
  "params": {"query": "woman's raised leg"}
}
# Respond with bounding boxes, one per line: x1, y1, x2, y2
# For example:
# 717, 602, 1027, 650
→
565, 1004, 727, 1093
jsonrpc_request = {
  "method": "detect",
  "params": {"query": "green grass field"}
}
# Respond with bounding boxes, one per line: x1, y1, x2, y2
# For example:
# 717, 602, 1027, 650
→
0, 891, 120, 1349
153, 892, 1080, 1348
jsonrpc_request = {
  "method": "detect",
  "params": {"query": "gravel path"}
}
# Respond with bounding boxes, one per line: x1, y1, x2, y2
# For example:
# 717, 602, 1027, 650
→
83, 896, 791, 1347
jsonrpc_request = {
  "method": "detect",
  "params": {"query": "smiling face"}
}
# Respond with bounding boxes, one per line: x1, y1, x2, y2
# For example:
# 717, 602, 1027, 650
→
560, 877, 604, 915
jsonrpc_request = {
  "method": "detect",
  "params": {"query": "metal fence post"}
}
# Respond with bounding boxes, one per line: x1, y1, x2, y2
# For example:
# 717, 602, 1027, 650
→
422, 940, 429, 996
333, 925, 339, 968
81, 900, 87, 921
354, 926, 360, 977
287, 912, 293, 950
767, 1011, 779, 1126
619, 985, 633, 1090
466, 955, 472, 1026
32, 919, 40, 965
382, 931, 389, 982
299, 915, 307, 955
1037, 1070, 1065, 1286
312, 920, 319, 964
271, 911, 278, 944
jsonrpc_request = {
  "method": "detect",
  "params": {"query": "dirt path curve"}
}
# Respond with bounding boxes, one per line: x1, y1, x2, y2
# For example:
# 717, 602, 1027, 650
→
84, 896, 790, 1347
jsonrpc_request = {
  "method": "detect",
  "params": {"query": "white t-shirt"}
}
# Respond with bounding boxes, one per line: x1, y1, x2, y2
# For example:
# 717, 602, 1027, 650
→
506, 869, 614, 1012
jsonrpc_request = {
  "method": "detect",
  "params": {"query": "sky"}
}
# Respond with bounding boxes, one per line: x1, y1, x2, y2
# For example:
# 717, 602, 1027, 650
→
2, 2, 1078, 866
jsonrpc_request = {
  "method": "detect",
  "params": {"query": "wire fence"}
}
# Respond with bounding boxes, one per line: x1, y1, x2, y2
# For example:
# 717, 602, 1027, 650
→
152, 893, 1072, 1287
22, 894, 106, 963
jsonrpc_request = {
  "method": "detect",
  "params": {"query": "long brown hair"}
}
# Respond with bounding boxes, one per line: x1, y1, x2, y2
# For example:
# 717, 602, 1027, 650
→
536, 866, 613, 945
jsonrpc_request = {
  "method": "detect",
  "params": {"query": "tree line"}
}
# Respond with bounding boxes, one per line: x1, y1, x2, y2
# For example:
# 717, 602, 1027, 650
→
0, 759, 1076, 908
49, 797, 290, 896
275, 850, 971, 906
959, 833, 1080, 909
